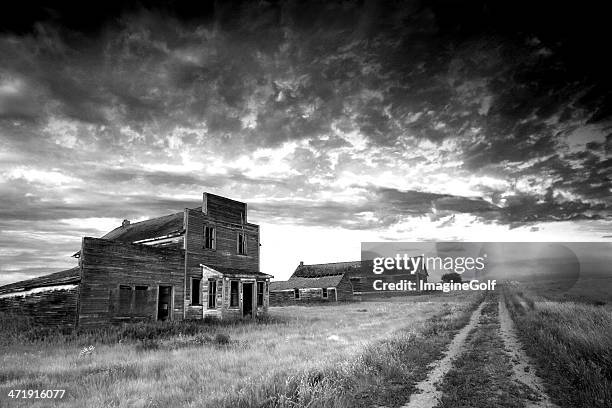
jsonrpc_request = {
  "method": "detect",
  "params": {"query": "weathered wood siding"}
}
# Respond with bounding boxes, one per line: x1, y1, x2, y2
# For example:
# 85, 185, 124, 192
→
0, 285, 79, 328
78, 237, 184, 328
184, 194, 260, 318
336, 274, 354, 301
269, 287, 339, 305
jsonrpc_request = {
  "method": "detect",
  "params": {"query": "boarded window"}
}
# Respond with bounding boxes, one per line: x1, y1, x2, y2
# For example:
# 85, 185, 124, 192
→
257, 282, 264, 307
230, 281, 239, 307
237, 232, 247, 255
191, 278, 201, 305
119, 285, 132, 315
294, 288, 300, 299
134, 286, 148, 314
322, 288, 328, 298
204, 225, 215, 249
208, 279, 217, 309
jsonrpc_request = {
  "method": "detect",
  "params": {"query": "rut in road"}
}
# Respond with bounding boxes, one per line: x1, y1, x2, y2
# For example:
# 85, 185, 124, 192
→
498, 297, 559, 408
401, 300, 486, 408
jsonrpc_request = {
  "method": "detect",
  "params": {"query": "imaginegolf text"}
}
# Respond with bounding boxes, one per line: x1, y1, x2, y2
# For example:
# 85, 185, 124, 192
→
372, 279, 497, 293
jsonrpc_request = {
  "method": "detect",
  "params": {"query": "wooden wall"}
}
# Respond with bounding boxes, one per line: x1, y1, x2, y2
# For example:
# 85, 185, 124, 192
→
0, 286, 79, 328
336, 274, 354, 301
184, 195, 260, 318
79, 237, 184, 328
270, 287, 339, 305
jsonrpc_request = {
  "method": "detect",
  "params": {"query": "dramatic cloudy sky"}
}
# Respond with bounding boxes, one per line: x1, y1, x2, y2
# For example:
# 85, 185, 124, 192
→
0, 0, 610, 283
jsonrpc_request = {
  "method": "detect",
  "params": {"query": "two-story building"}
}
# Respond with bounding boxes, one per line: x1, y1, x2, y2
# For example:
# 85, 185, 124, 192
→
0, 193, 272, 328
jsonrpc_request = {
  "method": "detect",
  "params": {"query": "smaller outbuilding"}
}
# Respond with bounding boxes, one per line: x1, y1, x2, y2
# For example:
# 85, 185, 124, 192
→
269, 261, 360, 304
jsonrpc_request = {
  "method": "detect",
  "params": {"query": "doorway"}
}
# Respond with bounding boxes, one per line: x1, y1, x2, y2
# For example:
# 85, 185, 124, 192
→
242, 282, 253, 318
157, 286, 172, 321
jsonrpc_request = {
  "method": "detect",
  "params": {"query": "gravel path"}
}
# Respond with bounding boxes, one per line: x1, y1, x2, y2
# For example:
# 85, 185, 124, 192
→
498, 298, 559, 408
401, 301, 486, 408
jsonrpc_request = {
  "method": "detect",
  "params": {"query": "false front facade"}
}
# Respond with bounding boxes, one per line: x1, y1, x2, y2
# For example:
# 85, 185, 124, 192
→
0, 193, 272, 328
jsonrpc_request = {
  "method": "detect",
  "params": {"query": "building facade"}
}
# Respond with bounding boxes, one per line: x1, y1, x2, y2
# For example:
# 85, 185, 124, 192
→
0, 193, 272, 328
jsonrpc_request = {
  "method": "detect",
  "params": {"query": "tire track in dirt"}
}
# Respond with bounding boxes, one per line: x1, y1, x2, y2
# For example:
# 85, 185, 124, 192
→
498, 297, 559, 408
401, 300, 486, 408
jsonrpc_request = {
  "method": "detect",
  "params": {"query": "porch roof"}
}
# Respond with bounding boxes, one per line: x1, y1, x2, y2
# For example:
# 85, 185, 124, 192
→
201, 264, 273, 279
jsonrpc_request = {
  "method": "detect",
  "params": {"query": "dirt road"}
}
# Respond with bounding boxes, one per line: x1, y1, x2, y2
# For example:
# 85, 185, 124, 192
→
401, 292, 559, 408
401, 301, 486, 408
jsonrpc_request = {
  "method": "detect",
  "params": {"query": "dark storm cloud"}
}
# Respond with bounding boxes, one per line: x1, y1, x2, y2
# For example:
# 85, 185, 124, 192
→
0, 184, 195, 222
2, 1, 608, 145
249, 186, 501, 230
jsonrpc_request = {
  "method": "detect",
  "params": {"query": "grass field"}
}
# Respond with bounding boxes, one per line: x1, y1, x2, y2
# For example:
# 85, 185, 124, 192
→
519, 276, 612, 305
0, 292, 481, 408
504, 282, 612, 408
5, 280, 606, 408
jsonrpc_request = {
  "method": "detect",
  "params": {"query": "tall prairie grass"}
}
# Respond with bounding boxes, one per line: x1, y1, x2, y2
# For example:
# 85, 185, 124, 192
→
504, 283, 612, 408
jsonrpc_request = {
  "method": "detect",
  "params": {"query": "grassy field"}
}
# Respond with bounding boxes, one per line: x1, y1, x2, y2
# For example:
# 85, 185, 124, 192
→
0, 292, 481, 408
504, 282, 612, 408
519, 276, 612, 305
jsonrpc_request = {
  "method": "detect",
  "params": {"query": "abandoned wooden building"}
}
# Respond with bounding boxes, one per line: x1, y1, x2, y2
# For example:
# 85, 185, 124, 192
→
269, 259, 428, 305
0, 193, 272, 328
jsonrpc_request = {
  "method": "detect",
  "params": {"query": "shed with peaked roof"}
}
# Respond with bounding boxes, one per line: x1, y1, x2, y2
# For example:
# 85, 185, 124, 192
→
269, 261, 359, 304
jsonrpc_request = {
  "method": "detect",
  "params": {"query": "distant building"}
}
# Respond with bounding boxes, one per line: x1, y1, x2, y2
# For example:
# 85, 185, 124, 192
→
269, 261, 359, 304
0, 193, 272, 328
269, 259, 428, 305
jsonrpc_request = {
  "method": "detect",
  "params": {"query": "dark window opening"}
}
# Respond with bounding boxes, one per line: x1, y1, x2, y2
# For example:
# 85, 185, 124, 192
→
204, 225, 215, 249
157, 286, 172, 321
237, 232, 247, 255
294, 288, 300, 299
230, 281, 239, 307
208, 279, 217, 309
322, 288, 328, 298
257, 282, 264, 307
134, 286, 148, 314
119, 285, 132, 315
191, 278, 201, 305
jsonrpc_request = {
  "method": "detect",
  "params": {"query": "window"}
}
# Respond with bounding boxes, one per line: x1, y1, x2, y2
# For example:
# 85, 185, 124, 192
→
119, 285, 132, 315
230, 281, 239, 307
237, 232, 247, 255
322, 288, 328, 298
134, 286, 148, 314
191, 278, 201, 305
208, 279, 217, 309
203, 225, 215, 249
257, 282, 264, 307
294, 288, 300, 299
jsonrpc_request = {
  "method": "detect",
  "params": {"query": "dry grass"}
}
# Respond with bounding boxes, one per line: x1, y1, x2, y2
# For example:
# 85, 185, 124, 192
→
520, 276, 612, 306
504, 283, 612, 408
0, 292, 479, 408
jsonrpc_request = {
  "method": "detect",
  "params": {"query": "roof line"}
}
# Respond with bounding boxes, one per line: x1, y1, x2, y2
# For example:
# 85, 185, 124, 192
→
114, 210, 185, 228
299, 260, 361, 266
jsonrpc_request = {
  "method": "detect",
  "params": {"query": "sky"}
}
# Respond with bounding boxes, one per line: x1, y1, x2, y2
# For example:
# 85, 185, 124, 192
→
0, 0, 610, 284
